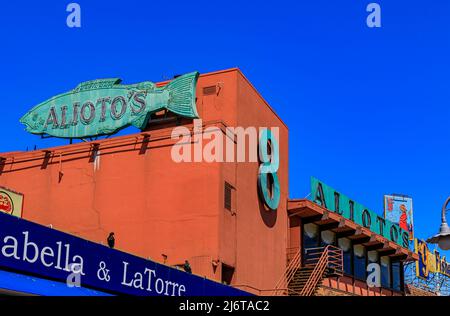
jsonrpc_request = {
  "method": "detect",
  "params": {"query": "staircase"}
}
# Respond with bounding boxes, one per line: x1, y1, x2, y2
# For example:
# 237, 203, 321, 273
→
274, 245, 343, 296
288, 267, 315, 295
298, 245, 343, 296
272, 247, 301, 295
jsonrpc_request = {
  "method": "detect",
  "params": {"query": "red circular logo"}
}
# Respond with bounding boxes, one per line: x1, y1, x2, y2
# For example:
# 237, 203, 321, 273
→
0, 191, 13, 214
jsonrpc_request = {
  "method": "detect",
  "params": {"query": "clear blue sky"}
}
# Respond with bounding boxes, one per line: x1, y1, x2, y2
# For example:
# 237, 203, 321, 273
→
0, 1, 449, 255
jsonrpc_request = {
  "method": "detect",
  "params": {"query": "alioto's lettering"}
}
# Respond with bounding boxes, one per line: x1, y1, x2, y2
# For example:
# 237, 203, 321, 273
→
312, 177, 410, 247
43, 94, 147, 129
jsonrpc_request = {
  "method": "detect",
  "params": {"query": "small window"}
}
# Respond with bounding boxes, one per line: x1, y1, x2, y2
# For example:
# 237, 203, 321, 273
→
203, 86, 217, 95
224, 182, 233, 211
303, 223, 320, 263
392, 261, 402, 291
222, 264, 235, 285
353, 244, 367, 280
338, 238, 353, 275
381, 256, 391, 288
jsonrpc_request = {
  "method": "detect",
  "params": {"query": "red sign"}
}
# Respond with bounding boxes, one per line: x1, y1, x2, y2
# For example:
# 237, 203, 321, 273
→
0, 191, 13, 214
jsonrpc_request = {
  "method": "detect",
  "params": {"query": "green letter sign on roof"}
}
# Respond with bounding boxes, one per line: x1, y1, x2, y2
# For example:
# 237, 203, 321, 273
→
20, 71, 199, 139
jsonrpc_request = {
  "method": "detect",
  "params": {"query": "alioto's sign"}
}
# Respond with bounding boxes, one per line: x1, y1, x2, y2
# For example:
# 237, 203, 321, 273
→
20, 72, 199, 139
0, 211, 249, 296
310, 177, 409, 247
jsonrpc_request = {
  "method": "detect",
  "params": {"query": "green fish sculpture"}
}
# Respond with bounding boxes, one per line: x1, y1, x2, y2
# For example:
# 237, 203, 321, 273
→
20, 71, 199, 139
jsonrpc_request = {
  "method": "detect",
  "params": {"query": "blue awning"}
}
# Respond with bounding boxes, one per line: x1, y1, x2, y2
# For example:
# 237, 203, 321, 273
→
0, 269, 113, 296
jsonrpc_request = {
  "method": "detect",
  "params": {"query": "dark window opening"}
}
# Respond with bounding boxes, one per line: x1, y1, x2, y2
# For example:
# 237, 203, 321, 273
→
353, 245, 366, 280
381, 256, 391, 288
224, 182, 232, 211
338, 238, 353, 275
203, 86, 217, 95
222, 264, 235, 285
343, 250, 353, 275
302, 223, 320, 263
391, 260, 402, 292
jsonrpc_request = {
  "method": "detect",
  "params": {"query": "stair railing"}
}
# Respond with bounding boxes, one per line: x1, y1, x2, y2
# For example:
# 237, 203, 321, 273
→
300, 245, 343, 296
272, 247, 301, 296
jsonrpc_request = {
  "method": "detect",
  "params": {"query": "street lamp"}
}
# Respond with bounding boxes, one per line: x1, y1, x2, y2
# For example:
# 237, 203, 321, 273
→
427, 197, 450, 250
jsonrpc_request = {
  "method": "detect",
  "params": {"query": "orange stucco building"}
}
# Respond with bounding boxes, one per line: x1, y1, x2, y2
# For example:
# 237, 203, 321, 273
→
0, 69, 289, 294
0, 68, 416, 296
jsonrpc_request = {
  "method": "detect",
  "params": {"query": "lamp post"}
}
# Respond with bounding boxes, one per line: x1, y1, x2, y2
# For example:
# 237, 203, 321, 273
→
426, 197, 450, 250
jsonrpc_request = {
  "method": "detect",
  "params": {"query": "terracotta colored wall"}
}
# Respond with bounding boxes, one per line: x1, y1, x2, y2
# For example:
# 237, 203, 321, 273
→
0, 69, 289, 292
232, 72, 289, 291
0, 131, 221, 270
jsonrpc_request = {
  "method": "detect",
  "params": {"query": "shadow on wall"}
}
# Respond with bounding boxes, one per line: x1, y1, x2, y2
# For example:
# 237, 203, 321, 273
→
258, 193, 277, 228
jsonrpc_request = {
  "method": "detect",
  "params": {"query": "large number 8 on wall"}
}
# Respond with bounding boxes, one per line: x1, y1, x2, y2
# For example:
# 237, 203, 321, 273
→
258, 129, 280, 211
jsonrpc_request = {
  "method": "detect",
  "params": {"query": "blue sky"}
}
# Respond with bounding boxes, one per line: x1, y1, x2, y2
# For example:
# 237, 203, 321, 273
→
0, 1, 449, 256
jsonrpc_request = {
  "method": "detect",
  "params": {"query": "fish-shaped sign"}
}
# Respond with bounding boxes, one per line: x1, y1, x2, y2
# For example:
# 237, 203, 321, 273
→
20, 71, 199, 138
